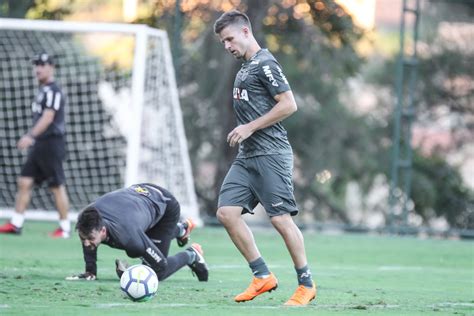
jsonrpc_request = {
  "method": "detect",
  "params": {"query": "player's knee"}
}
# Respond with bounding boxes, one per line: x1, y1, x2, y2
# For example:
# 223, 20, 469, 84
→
216, 207, 232, 225
17, 177, 33, 192
270, 213, 291, 229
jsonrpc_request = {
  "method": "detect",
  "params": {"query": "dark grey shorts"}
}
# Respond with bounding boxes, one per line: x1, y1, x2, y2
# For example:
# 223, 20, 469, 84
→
218, 154, 298, 217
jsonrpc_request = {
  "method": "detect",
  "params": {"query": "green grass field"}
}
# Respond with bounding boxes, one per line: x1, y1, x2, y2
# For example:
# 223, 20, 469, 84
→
0, 221, 472, 315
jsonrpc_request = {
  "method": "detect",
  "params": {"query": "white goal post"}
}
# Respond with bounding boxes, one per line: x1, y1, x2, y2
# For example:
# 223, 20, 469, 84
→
0, 18, 200, 224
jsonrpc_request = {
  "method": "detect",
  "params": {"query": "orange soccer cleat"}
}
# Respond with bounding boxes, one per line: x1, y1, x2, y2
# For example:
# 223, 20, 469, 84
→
234, 273, 278, 302
284, 281, 317, 306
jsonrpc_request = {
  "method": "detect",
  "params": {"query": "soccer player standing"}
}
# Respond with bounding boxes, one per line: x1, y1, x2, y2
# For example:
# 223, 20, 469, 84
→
214, 11, 316, 306
0, 52, 71, 238
66, 183, 207, 283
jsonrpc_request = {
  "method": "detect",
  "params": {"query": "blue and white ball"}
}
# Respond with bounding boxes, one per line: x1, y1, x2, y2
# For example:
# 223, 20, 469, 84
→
120, 264, 159, 302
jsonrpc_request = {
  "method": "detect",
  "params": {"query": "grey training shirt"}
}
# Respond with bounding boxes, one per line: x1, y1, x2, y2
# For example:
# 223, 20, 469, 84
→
232, 49, 293, 158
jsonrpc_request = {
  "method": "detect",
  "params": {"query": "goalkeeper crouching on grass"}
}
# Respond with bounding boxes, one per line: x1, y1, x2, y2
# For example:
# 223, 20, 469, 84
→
66, 183, 208, 282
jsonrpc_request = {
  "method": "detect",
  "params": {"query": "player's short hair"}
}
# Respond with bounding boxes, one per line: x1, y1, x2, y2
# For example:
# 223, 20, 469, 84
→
214, 10, 252, 34
76, 206, 104, 237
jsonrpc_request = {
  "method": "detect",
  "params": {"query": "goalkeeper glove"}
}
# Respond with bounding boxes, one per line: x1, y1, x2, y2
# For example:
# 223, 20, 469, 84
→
65, 272, 96, 281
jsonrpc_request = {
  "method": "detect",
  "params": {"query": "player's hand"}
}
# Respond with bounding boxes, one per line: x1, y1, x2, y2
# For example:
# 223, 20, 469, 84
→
65, 272, 97, 281
17, 134, 35, 150
227, 124, 254, 147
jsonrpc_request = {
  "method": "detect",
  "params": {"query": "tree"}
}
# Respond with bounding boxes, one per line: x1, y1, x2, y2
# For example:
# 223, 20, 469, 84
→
162, 0, 370, 220
365, 0, 474, 228
0, 0, 73, 20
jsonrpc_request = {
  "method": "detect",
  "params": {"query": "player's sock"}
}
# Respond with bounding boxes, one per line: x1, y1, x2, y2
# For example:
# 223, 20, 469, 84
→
155, 252, 190, 281
249, 257, 270, 279
185, 248, 197, 265
295, 265, 313, 288
176, 222, 186, 238
59, 219, 70, 233
11, 213, 25, 229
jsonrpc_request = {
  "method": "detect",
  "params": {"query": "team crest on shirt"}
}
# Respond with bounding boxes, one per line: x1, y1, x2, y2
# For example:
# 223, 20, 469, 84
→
132, 185, 150, 196
238, 68, 249, 81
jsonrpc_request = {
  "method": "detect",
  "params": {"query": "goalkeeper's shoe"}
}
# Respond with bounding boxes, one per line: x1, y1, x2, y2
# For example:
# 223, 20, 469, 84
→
284, 281, 317, 306
234, 273, 278, 302
187, 243, 208, 281
115, 259, 130, 279
0, 222, 22, 235
177, 218, 195, 247
65, 272, 96, 281
48, 227, 70, 239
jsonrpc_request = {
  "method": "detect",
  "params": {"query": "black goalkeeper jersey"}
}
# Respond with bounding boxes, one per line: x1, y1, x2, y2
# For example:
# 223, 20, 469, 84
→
82, 184, 174, 275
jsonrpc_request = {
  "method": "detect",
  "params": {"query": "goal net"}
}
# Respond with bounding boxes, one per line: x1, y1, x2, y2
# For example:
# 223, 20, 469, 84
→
0, 19, 200, 223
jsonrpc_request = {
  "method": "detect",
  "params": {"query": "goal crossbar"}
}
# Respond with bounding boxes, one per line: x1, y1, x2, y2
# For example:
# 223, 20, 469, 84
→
0, 18, 200, 224
0, 18, 165, 37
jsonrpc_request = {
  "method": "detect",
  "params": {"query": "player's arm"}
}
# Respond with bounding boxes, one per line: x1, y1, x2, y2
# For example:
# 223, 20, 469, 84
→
228, 91, 296, 147
227, 59, 296, 147
17, 109, 56, 150
66, 244, 98, 281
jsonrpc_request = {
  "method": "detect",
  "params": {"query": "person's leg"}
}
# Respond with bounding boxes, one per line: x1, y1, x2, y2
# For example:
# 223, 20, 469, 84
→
0, 177, 34, 234
270, 214, 308, 269
217, 206, 277, 302
143, 196, 207, 281
270, 216, 316, 306
49, 185, 70, 237
38, 137, 69, 237
255, 154, 316, 305
217, 159, 278, 302
50, 185, 69, 221
15, 177, 34, 215
216, 206, 261, 262
13, 177, 34, 227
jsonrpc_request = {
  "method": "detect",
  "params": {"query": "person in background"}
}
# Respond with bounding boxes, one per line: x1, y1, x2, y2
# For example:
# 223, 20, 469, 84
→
0, 52, 71, 238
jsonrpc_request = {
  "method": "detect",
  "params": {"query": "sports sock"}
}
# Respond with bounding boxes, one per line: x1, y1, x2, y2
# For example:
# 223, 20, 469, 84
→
295, 265, 313, 288
59, 219, 70, 232
176, 221, 186, 238
249, 257, 270, 278
154, 252, 190, 281
185, 248, 196, 265
11, 213, 25, 228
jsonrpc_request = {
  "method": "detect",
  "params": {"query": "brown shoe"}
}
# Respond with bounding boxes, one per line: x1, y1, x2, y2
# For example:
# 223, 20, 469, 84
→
284, 281, 317, 306
234, 273, 278, 302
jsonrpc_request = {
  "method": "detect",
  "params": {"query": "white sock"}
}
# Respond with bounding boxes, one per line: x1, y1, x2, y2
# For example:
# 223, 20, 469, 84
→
59, 219, 70, 232
11, 213, 25, 228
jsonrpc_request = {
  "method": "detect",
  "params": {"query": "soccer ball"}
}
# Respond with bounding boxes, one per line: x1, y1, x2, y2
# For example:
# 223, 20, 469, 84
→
120, 264, 159, 302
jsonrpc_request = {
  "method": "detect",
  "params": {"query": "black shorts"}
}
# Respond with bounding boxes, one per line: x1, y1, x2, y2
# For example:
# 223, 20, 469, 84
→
144, 184, 181, 258
20, 136, 66, 187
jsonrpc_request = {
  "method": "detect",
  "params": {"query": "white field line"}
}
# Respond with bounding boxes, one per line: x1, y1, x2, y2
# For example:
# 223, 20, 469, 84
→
430, 302, 474, 307
1, 264, 471, 275
2, 302, 473, 310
